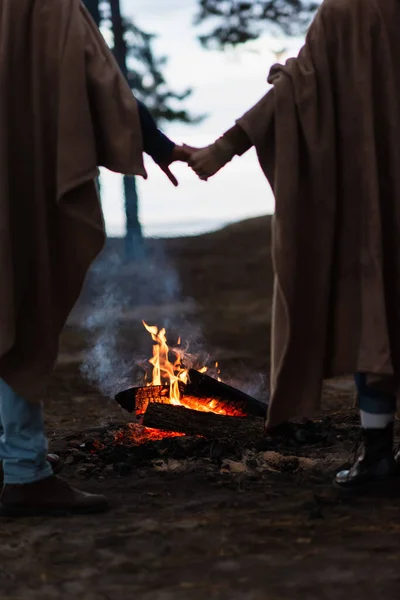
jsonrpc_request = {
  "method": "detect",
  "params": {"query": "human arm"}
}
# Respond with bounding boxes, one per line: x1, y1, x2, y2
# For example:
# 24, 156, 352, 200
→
137, 101, 196, 186
188, 124, 252, 180
188, 88, 274, 180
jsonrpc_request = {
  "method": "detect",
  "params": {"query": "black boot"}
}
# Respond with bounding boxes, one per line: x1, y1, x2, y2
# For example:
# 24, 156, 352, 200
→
334, 424, 400, 492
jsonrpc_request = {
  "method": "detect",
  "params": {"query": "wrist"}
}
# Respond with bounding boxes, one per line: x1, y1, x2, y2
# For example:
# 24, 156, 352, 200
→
172, 144, 185, 161
211, 137, 236, 167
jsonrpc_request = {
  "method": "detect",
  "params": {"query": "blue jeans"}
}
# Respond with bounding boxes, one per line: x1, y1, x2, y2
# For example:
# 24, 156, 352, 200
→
0, 379, 53, 484
354, 373, 397, 414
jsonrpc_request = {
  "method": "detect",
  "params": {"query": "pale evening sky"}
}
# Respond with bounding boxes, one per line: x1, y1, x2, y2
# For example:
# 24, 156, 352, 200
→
100, 0, 302, 237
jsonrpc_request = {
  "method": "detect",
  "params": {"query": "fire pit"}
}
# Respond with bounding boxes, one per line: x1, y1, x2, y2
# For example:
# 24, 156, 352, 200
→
114, 322, 267, 443
116, 368, 266, 417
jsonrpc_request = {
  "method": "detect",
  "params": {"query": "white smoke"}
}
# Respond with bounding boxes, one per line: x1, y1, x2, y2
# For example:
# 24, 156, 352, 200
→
80, 240, 206, 398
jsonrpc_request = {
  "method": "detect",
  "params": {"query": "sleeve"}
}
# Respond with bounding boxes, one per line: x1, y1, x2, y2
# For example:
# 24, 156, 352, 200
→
197, 115, 255, 172
219, 124, 253, 158
235, 88, 274, 151
200, 90, 274, 169
137, 101, 175, 164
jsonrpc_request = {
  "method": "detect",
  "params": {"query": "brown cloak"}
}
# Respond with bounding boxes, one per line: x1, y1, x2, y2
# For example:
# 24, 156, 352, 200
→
237, 0, 400, 428
0, 0, 146, 399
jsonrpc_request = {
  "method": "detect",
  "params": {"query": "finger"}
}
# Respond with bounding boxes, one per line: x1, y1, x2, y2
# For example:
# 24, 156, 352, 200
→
175, 145, 194, 163
188, 153, 207, 168
189, 161, 208, 175
162, 165, 178, 186
192, 168, 209, 180
190, 166, 206, 178
183, 144, 201, 154
193, 167, 210, 179
182, 146, 199, 159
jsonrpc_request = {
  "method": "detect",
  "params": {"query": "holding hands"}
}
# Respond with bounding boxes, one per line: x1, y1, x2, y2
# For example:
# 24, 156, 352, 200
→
165, 138, 235, 184
160, 142, 229, 185
138, 99, 245, 185
157, 144, 198, 186
187, 144, 229, 181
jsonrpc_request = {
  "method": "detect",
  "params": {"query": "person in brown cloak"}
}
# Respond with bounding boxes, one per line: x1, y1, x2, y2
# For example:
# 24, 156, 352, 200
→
189, 0, 400, 493
0, 0, 196, 517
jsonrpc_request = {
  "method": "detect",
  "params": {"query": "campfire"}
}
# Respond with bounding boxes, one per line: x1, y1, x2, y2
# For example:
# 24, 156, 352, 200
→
113, 322, 266, 445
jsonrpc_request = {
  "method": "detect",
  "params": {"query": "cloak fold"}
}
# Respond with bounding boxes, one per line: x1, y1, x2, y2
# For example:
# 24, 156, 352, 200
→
237, 0, 400, 427
0, 0, 146, 398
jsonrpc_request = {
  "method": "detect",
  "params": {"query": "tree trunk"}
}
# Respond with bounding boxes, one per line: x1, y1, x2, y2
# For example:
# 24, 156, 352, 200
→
83, 0, 102, 196
123, 174, 144, 261
109, 0, 143, 260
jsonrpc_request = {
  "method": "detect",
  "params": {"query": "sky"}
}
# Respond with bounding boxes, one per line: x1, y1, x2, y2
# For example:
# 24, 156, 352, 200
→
100, 0, 302, 237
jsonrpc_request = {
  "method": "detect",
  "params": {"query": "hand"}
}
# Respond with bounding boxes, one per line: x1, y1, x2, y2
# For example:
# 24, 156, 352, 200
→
188, 145, 227, 181
158, 144, 199, 186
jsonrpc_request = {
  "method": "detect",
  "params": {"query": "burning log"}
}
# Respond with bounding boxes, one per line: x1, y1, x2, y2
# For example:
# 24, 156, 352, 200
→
142, 402, 266, 442
114, 322, 268, 446
115, 369, 267, 418
185, 369, 267, 418
115, 385, 169, 415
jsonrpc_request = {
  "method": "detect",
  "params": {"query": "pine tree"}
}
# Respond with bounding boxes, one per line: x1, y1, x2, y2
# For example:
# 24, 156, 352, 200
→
124, 20, 203, 126
195, 0, 319, 48
83, 0, 202, 259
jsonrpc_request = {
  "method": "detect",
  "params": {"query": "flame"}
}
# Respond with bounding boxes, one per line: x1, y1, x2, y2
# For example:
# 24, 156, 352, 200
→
143, 321, 190, 404
88, 325, 246, 453
169, 394, 244, 416
142, 322, 243, 416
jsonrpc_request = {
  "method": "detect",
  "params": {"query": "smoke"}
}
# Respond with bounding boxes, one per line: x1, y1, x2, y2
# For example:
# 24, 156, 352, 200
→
80, 249, 140, 398
80, 239, 269, 406
226, 370, 269, 404
80, 239, 206, 398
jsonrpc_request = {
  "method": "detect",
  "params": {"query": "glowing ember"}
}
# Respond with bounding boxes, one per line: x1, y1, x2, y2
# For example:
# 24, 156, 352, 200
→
142, 322, 243, 417
114, 423, 185, 445
90, 439, 106, 453
168, 395, 245, 416
95, 324, 247, 450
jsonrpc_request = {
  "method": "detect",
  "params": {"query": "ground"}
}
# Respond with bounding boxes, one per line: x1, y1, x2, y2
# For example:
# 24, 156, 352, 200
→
1, 217, 400, 600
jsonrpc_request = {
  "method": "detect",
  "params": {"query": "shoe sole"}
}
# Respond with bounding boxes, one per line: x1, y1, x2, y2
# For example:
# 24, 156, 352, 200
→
0, 503, 110, 518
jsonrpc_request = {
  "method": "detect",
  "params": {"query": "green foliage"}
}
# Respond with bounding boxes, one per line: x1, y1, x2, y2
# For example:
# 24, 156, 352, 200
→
194, 0, 320, 48
124, 20, 205, 125
84, 0, 204, 125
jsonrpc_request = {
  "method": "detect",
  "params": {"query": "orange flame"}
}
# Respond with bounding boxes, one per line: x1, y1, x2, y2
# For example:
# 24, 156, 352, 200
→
87, 324, 246, 452
142, 322, 244, 417
143, 321, 191, 405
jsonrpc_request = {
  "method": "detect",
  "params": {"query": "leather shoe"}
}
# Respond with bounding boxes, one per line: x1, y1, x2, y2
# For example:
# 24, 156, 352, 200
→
0, 475, 109, 517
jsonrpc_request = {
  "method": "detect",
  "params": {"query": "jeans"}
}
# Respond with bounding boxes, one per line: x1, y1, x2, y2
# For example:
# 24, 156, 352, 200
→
0, 379, 52, 484
355, 373, 397, 414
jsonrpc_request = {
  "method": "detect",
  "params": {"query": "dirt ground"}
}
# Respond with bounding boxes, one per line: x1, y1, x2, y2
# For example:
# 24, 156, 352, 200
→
2, 217, 400, 600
